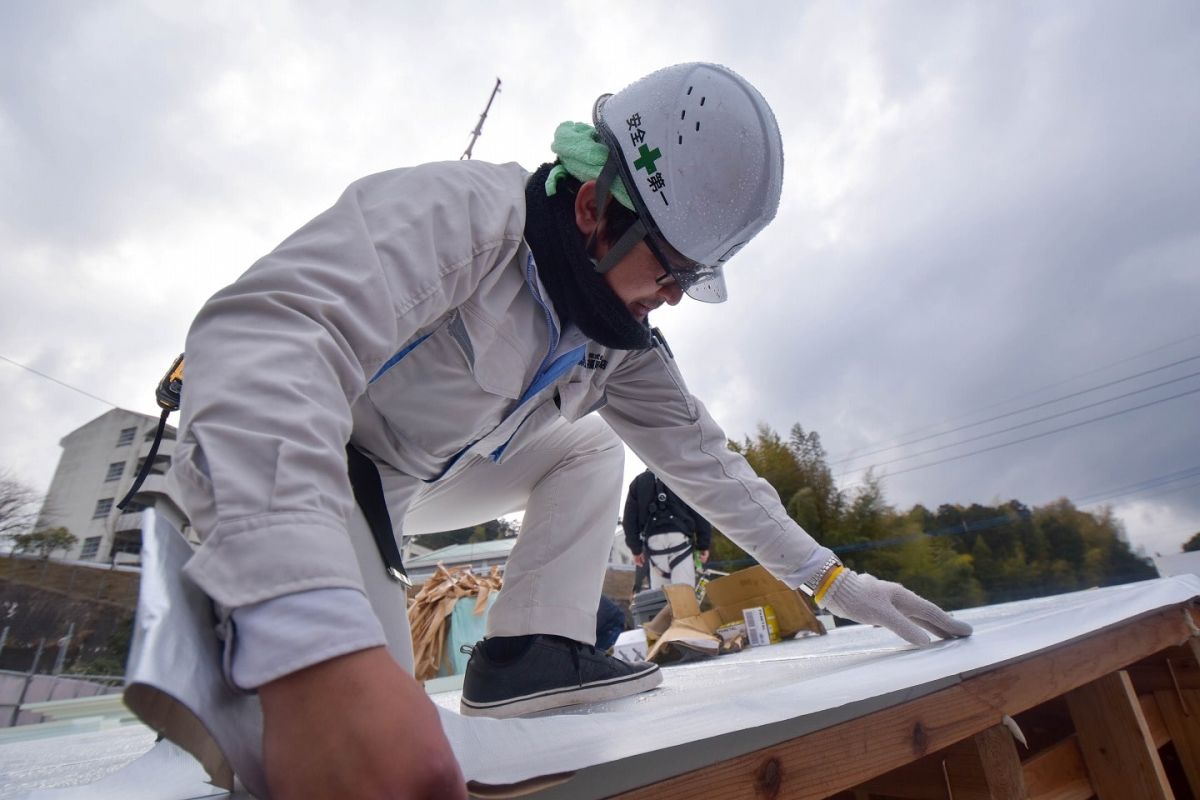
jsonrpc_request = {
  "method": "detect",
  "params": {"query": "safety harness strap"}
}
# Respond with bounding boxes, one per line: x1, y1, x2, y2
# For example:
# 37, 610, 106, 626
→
117, 409, 170, 511
346, 443, 411, 587
644, 535, 694, 578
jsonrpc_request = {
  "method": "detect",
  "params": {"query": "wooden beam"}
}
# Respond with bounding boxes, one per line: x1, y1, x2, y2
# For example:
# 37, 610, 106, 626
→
1023, 734, 1092, 800
1128, 654, 1200, 694
966, 724, 1026, 799
855, 725, 1026, 800
851, 755, 946, 798
1065, 670, 1172, 800
611, 607, 1191, 800
1153, 688, 1200, 796
1142, 692, 1170, 749
1021, 697, 1166, 800
1135, 644, 1197, 665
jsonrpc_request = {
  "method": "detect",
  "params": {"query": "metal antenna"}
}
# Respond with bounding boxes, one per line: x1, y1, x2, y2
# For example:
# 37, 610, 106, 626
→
461, 78, 502, 160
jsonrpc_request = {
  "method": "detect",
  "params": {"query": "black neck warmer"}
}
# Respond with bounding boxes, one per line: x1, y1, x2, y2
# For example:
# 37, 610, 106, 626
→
523, 162, 652, 351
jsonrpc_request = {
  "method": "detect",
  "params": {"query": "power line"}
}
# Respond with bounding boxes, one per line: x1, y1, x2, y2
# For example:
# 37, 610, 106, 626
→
835, 331, 1200, 462
1073, 464, 1200, 505
0, 354, 118, 408
832, 510, 1016, 555
832, 353, 1200, 466
1094, 476, 1200, 507
836, 370, 1200, 477
847, 384, 1200, 480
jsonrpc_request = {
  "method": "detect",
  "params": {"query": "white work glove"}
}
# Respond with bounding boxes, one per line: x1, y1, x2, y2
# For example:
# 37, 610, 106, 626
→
819, 569, 973, 646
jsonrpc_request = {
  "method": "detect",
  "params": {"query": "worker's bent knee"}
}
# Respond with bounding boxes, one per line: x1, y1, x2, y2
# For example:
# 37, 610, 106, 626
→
565, 415, 624, 456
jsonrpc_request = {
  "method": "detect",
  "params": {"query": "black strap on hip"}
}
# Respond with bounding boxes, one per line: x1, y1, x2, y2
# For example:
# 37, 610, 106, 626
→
345, 443, 411, 587
117, 409, 170, 511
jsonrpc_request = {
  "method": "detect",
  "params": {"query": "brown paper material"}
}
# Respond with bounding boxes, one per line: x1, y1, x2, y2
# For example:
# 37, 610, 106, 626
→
408, 564, 504, 681
644, 566, 823, 663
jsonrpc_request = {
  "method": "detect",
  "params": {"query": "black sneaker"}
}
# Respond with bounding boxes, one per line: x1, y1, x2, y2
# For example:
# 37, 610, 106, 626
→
460, 634, 661, 718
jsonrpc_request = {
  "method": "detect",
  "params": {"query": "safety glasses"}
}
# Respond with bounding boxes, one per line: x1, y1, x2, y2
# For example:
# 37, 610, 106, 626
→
643, 228, 719, 292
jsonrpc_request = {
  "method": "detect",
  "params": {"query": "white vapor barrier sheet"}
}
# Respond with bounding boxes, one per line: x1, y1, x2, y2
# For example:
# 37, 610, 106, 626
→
437, 574, 1200, 796
5, 738, 234, 800
5, 511, 1198, 799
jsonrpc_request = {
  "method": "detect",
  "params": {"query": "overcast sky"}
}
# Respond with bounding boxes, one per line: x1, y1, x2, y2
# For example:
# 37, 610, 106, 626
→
2, 2, 1197, 559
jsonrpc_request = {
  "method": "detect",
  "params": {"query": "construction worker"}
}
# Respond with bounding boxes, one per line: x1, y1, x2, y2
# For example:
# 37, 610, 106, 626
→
624, 468, 712, 590
166, 63, 973, 798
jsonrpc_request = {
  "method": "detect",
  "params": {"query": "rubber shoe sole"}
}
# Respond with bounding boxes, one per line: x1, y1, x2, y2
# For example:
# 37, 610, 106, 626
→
460, 661, 662, 718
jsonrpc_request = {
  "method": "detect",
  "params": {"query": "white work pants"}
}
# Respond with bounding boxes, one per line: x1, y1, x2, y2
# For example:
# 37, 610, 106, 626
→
348, 414, 624, 670
646, 531, 696, 590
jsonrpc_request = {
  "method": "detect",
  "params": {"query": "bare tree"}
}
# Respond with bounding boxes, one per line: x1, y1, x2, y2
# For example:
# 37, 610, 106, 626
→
1, 469, 44, 541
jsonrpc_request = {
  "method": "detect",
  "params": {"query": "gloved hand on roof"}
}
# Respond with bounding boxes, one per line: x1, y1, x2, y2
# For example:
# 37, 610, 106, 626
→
817, 568, 973, 646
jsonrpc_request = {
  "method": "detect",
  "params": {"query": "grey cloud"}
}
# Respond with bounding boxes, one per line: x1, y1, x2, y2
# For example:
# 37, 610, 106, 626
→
666, 3, 1200, 551
1, 2, 1197, 558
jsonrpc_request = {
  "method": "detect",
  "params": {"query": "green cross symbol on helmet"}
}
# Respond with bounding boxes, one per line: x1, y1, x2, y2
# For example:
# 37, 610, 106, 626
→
633, 144, 662, 174
591, 62, 784, 303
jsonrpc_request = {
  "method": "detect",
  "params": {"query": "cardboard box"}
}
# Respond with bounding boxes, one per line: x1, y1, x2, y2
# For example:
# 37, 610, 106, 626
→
645, 565, 824, 662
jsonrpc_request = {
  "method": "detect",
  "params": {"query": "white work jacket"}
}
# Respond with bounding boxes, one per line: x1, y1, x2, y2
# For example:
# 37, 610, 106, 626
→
168, 160, 829, 612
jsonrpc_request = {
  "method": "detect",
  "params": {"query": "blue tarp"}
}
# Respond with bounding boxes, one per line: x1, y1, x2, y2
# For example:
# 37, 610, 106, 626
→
439, 593, 498, 676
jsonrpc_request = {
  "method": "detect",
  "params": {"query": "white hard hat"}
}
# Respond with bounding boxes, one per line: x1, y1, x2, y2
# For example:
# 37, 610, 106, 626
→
591, 63, 784, 302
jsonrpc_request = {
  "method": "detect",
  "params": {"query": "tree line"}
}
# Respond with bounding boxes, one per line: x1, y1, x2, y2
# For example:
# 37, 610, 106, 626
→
712, 423, 1160, 610
0, 433, 1182, 616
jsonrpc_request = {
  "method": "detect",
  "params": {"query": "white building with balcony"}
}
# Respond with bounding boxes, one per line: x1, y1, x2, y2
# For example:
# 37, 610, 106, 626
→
35, 408, 176, 564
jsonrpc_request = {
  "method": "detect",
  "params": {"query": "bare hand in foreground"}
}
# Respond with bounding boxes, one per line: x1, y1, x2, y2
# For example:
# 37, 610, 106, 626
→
260, 646, 466, 799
